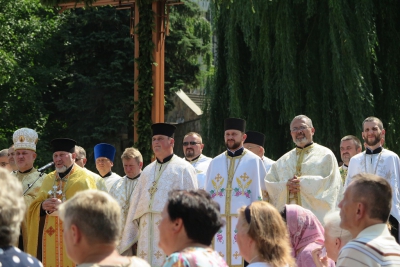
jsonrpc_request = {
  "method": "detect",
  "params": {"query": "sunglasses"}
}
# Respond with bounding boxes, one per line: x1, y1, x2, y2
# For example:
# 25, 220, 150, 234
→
183, 141, 201, 146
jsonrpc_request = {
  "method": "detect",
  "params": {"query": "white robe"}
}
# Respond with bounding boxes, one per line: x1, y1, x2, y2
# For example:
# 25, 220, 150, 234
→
185, 154, 212, 189
83, 167, 108, 192
345, 149, 400, 222
110, 174, 140, 251
262, 156, 275, 173
205, 149, 267, 267
119, 155, 198, 267
265, 143, 343, 223
103, 172, 121, 191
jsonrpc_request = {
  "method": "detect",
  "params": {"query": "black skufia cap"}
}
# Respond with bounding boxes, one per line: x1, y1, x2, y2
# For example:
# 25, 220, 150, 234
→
224, 118, 246, 132
51, 138, 77, 153
244, 131, 265, 146
151, 123, 176, 137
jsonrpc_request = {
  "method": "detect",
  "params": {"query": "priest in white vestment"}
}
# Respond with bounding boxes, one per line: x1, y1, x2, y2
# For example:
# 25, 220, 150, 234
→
182, 132, 212, 189
94, 143, 121, 191
74, 145, 107, 191
111, 147, 143, 254
338, 135, 362, 185
205, 118, 267, 267
119, 123, 198, 266
265, 115, 342, 223
345, 116, 400, 242
243, 131, 275, 172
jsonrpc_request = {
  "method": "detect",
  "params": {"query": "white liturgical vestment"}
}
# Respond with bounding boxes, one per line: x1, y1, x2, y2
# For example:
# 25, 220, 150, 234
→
185, 154, 212, 189
205, 149, 267, 267
119, 155, 197, 267
265, 143, 342, 223
345, 148, 400, 222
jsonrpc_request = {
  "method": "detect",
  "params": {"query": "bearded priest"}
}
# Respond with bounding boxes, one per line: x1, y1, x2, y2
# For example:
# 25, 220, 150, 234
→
26, 138, 97, 267
265, 115, 343, 223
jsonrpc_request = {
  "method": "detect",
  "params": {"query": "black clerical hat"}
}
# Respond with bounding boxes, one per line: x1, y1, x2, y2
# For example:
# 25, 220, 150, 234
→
151, 123, 176, 137
51, 138, 76, 153
224, 118, 246, 132
244, 131, 265, 146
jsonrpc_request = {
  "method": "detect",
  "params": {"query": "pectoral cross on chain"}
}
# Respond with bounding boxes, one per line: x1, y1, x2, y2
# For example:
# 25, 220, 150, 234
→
148, 181, 158, 197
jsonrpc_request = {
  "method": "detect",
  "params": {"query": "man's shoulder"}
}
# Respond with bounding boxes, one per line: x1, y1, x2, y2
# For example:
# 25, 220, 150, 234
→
200, 154, 212, 162
313, 143, 335, 155
383, 148, 400, 159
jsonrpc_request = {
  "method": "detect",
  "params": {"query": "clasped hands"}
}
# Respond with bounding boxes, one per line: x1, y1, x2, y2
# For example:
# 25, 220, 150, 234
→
42, 198, 62, 214
286, 176, 300, 193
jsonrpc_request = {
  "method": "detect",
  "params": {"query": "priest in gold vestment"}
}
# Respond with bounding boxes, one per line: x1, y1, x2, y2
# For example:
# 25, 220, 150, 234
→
12, 128, 47, 251
27, 138, 97, 267
265, 115, 342, 222
119, 123, 197, 267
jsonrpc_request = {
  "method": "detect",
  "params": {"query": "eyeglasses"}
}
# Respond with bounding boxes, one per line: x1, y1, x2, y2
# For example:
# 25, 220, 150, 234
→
183, 141, 201, 146
0, 162, 9, 167
290, 126, 310, 132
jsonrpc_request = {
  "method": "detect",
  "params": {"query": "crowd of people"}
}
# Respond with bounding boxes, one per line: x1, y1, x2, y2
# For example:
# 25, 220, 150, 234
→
1, 115, 400, 267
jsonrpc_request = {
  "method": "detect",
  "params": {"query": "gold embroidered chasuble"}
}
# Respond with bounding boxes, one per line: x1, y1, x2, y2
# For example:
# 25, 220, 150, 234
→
265, 143, 343, 223
339, 165, 348, 185
119, 155, 198, 267
26, 165, 97, 267
110, 175, 140, 251
14, 168, 46, 251
345, 149, 400, 222
205, 150, 267, 267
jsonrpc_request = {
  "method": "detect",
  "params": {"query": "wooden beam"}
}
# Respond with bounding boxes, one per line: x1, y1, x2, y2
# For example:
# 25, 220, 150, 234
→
151, 0, 166, 123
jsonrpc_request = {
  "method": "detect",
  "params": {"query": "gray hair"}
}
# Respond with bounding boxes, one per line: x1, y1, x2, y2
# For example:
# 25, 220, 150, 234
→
75, 145, 86, 159
323, 210, 352, 244
340, 135, 362, 150
0, 149, 8, 157
0, 169, 26, 247
291, 115, 314, 128
59, 190, 121, 244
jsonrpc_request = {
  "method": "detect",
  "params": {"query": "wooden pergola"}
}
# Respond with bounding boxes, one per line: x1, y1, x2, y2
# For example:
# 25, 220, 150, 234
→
58, 0, 183, 142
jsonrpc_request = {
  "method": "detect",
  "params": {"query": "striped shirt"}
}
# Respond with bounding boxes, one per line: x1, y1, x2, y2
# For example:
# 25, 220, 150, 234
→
337, 224, 400, 267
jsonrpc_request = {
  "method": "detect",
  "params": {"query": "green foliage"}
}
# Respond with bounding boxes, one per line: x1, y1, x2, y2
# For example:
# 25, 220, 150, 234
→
204, 0, 400, 160
134, 0, 154, 164
165, 1, 212, 111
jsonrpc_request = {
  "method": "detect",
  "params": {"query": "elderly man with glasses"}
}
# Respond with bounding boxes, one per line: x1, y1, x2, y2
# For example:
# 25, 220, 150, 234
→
182, 132, 212, 189
265, 115, 343, 223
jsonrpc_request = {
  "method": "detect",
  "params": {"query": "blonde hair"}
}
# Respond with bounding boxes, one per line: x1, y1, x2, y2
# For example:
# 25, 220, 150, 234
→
121, 147, 143, 163
238, 201, 296, 267
0, 169, 26, 247
59, 190, 121, 244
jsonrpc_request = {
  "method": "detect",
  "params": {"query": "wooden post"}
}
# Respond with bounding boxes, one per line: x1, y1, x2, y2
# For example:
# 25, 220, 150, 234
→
151, 0, 166, 123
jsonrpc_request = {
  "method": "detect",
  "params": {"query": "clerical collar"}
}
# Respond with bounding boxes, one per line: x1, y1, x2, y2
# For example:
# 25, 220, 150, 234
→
127, 172, 141, 180
58, 165, 74, 179
19, 167, 33, 174
185, 154, 201, 162
296, 142, 314, 149
366, 146, 383, 155
101, 171, 112, 178
156, 154, 174, 164
227, 147, 244, 157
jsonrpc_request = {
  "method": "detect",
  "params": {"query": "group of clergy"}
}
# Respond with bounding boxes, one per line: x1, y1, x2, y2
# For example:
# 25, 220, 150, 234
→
2, 114, 400, 267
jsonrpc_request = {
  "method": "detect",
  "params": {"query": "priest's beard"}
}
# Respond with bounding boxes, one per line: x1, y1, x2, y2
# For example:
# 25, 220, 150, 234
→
293, 134, 310, 147
363, 133, 381, 147
56, 165, 68, 173
225, 140, 241, 151
185, 148, 195, 158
